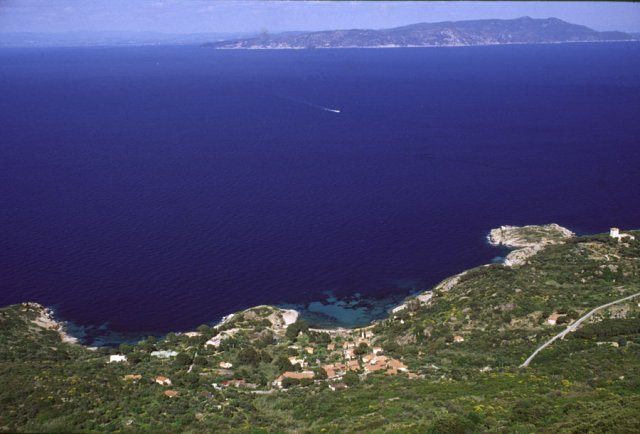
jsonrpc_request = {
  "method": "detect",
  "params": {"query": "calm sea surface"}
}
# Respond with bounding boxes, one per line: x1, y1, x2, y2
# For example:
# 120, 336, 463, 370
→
1, 44, 639, 343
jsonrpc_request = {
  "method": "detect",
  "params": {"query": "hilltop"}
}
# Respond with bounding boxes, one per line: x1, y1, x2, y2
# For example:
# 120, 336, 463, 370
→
1, 224, 640, 432
205, 17, 635, 50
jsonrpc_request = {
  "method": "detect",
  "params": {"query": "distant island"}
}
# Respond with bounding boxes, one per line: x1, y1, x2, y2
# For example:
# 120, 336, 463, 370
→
205, 17, 635, 49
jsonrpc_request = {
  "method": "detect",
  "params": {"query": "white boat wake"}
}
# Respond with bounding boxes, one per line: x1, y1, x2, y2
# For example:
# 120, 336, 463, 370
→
275, 94, 340, 114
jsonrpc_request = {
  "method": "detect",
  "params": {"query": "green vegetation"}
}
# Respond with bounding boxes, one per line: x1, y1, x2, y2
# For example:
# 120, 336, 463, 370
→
1, 229, 639, 432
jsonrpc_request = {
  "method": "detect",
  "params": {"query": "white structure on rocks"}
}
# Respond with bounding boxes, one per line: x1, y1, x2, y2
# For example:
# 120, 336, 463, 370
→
610, 228, 635, 242
109, 354, 127, 363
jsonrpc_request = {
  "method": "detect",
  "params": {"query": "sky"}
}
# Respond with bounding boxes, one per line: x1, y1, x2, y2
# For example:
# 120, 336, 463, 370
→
1, 1, 639, 35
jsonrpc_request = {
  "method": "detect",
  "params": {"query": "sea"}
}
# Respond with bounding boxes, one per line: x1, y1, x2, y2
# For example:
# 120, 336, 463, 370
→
1, 43, 639, 345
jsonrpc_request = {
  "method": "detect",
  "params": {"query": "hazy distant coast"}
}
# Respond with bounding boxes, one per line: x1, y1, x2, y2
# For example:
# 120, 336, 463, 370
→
205, 17, 636, 50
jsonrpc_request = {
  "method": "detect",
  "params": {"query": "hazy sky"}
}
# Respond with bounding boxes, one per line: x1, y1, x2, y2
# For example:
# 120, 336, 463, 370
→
1, 1, 639, 34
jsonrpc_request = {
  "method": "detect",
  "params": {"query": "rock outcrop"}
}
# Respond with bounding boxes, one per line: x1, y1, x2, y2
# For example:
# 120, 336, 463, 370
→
488, 224, 575, 266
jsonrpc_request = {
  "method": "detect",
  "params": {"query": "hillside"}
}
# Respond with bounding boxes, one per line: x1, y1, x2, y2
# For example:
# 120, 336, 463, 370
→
205, 17, 635, 49
1, 225, 640, 432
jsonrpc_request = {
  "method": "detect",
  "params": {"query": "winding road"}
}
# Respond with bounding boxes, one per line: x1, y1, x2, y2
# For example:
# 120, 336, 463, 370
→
520, 290, 640, 368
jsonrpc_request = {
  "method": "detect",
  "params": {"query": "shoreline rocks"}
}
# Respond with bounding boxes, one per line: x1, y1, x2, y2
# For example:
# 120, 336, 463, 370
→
23, 302, 79, 345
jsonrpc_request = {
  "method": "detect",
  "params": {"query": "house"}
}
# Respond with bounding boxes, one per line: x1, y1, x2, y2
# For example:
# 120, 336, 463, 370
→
155, 376, 172, 386
547, 313, 561, 325
273, 371, 315, 388
183, 331, 202, 338
342, 341, 355, 349
215, 368, 234, 377
222, 379, 248, 388
288, 356, 306, 368
327, 343, 335, 351
364, 362, 385, 373
610, 228, 636, 242
323, 365, 337, 379
359, 330, 374, 339
329, 383, 348, 391
304, 346, 314, 354
372, 347, 384, 355
205, 332, 232, 348
109, 354, 127, 363
362, 354, 374, 364
123, 374, 142, 382
388, 359, 408, 372
219, 361, 233, 369
150, 350, 178, 359
453, 335, 465, 343
347, 360, 360, 371
164, 390, 179, 398
343, 348, 356, 360
374, 355, 389, 365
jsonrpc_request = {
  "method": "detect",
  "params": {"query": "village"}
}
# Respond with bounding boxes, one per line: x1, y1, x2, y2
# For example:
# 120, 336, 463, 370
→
106, 315, 423, 399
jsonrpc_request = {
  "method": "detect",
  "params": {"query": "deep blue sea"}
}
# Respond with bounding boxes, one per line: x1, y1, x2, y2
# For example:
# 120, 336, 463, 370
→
1, 43, 639, 344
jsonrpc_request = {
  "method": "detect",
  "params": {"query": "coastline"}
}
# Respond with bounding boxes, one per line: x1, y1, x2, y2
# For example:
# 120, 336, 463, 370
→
14, 223, 579, 347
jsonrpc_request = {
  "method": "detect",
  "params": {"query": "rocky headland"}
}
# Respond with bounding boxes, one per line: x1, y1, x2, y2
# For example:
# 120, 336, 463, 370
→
488, 223, 575, 266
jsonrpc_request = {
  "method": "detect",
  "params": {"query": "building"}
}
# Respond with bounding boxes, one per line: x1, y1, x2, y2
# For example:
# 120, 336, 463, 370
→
219, 361, 233, 369
155, 376, 172, 386
347, 360, 360, 371
453, 335, 465, 343
344, 348, 356, 360
123, 374, 142, 382
547, 313, 561, 325
288, 356, 306, 368
163, 390, 179, 398
329, 383, 348, 391
388, 359, 408, 372
273, 371, 315, 388
150, 350, 178, 359
610, 228, 636, 242
109, 354, 127, 363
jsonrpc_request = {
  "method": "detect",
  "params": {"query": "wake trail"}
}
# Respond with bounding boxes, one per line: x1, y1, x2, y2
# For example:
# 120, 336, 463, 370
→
273, 94, 341, 114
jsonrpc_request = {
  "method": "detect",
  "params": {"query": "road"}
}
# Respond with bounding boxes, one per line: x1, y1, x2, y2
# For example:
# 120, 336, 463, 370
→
520, 290, 640, 368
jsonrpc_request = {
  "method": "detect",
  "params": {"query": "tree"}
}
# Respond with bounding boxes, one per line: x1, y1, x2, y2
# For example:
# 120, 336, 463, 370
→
354, 342, 369, 356
274, 356, 294, 373
314, 367, 327, 380
194, 356, 208, 367
236, 347, 260, 366
281, 377, 299, 388
197, 324, 212, 335
175, 352, 192, 366
343, 371, 359, 387
285, 320, 309, 341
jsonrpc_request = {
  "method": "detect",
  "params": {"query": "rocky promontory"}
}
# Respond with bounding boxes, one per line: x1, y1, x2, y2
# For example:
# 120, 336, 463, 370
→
488, 223, 575, 266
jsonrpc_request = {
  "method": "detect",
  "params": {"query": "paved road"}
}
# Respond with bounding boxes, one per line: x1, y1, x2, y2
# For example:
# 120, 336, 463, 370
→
520, 291, 640, 368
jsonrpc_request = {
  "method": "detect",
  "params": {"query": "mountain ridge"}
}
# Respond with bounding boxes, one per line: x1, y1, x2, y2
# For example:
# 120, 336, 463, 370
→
205, 17, 635, 49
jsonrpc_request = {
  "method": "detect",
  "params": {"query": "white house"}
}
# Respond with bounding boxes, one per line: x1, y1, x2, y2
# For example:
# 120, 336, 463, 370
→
109, 354, 127, 363
610, 228, 635, 242
547, 313, 561, 325
150, 350, 178, 359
